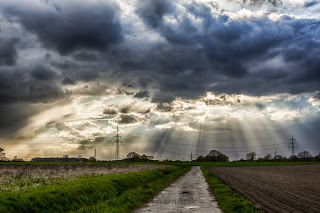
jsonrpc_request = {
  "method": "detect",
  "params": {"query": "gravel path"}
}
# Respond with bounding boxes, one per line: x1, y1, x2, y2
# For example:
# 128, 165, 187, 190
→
136, 166, 222, 213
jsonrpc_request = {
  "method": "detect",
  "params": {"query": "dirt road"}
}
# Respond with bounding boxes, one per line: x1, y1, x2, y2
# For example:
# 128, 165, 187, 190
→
136, 166, 222, 213
208, 165, 320, 213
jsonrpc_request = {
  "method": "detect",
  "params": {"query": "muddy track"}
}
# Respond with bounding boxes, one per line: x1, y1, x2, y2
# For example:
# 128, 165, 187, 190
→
208, 165, 320, 213
136, 166, 222, 213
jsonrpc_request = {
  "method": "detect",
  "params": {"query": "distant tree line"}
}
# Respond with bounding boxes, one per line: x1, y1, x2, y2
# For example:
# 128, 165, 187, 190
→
2, 147, 319, 163
125, 152, 154, 162
196, 150, 229, 162
193, 149, 320, 162
241, 150, 320, 162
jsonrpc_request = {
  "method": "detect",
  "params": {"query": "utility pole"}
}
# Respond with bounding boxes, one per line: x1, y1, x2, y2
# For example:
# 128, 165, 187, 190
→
113, 125, 121, 160
289, 135, 298, 156
94, 148, 97, 159
190, 152, 193, 161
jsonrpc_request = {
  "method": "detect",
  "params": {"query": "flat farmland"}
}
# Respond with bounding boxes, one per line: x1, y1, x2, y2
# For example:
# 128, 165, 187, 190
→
208, 165, 320, 213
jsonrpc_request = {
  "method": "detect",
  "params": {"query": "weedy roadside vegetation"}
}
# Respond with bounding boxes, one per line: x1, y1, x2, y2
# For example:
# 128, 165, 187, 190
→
0, 164, 189, 212
0, 163, 167, 192
75, 166, 191, 213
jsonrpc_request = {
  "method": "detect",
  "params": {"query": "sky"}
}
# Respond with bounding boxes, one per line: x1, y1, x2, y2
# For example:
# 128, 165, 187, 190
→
0, 0, 319, 161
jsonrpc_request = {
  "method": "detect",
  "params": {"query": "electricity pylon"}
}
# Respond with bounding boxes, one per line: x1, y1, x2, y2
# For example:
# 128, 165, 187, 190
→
113, 126, 121, 160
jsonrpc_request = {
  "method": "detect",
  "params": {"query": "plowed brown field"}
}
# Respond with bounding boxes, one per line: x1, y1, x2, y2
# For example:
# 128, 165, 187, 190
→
208, 165, 320, 213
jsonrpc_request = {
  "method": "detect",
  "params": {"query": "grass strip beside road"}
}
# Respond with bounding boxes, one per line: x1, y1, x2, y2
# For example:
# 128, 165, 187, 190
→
76, 166, 191, 213
201, 167, 262, 213
0, 166, 190, 213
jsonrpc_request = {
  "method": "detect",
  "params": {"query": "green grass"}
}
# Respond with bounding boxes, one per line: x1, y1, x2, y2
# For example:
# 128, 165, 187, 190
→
75, 166, 191, 213
201, 167, 262, 213
0, 166, 189, 213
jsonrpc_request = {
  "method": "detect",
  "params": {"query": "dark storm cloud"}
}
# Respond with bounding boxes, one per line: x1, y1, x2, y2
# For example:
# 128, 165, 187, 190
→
1, 1, 122, 54
1, 0, 320, 138
103, 108, 118, 115
240, 0, 283, 6
134, 90, 150, 99
136, 0, 173, 28
131, 1, 320, 96
72, 52, 98, 62
118, 114, 140, 124
0, 37, 19, 65
151, 92, 176, 104
0, 0, 121, 136
0, 0, 319, 101
31, 65, 54, 81
0, 64, 65, 104
0, 103, 37, 137
62, 77, 75, 85
304, 1, 318, 7
120, 105, 131, 113
155, 103, 173, 112
313, 92, 320, 100
0, 61, 66, 137
119, 102, 151, 114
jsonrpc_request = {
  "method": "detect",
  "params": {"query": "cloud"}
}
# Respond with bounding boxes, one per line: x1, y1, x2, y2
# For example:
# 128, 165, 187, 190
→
72, 52, 98, 62
117, 114, 141, 124
0, 37, 19, 65
0, 103, 37, 137
62, 77, 75, 85
119, 101, 152, 114
308, 92, 320, 106
305, 1, 318, 7
134, 90, 150, 99
0, 65, 65, 104
155, 103, 173, 112
31, 64, 54, 81
103, 107, 118, 115
155, 121, 196, 132
1, 0, 320, 152
1, 0, 319, 103
0, 0, 122, 54
136, 0, 173, 28
240, 0, 283, 7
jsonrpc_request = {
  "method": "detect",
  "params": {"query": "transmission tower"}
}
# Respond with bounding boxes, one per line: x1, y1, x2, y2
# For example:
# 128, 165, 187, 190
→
113, 126, 122, 160
288, 135, 298, 156
190, 152, 193, 161
94, 148, 97, 159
